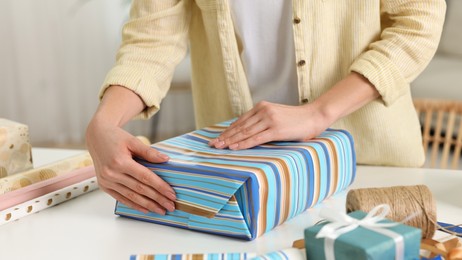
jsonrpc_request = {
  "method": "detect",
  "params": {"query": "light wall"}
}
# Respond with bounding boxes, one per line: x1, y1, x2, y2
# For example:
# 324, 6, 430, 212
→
410, 0, 462, 101
0, 0, 195, 147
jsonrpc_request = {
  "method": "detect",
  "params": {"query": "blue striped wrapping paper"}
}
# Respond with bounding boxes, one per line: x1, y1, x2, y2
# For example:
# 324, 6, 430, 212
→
115, 120, 356, 240
130, 248, 305, 260
130, 253, 256, 260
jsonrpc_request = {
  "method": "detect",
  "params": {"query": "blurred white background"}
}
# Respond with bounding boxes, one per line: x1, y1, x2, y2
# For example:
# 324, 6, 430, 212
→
0, 0, 194, 147
0, 0, 460, 148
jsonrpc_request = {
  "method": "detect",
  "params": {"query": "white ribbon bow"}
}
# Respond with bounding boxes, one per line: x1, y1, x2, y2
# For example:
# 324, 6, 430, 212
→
315, 204, 405, 260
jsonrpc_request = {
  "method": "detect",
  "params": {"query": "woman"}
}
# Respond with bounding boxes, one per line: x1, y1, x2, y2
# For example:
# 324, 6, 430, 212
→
86, 0, 446, 215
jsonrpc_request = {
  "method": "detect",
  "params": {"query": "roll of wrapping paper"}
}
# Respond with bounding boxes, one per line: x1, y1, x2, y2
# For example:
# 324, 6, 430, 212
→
0, 166, 95, 211
0, 175, 98, 225
0, 152, 93, 194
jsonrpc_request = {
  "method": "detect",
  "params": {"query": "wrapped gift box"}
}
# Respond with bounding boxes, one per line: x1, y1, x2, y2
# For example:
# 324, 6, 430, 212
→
304, 210, 422, 260
0, 119, 33, 177
115, 120, 356, 240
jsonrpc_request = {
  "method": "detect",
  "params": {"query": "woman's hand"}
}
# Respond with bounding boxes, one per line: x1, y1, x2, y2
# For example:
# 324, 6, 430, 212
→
86, 85, 176, 215
208, 101, 331, 150
209, 72, 380, 150
86, 119, 176, 215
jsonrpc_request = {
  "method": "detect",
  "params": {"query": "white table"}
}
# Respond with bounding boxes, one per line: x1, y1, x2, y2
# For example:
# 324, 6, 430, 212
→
1, 148, 461, 260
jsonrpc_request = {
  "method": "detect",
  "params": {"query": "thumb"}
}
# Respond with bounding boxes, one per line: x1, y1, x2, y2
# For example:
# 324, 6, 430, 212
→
135, 135, 151, 146
128, 137, 169, 163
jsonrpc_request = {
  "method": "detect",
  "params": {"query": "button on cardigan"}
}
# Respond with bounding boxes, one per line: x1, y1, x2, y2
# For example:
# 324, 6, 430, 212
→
100, 0, 446, 167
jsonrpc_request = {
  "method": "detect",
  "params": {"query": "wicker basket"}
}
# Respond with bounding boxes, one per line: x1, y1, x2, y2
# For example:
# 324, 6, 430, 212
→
414, 99, 462, 169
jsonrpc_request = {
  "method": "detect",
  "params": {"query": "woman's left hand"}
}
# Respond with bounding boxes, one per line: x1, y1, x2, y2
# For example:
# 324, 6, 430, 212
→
208, 101, 331, 150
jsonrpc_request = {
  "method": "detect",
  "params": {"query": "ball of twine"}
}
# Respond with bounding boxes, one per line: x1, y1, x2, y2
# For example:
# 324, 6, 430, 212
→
346, 185, 436, 239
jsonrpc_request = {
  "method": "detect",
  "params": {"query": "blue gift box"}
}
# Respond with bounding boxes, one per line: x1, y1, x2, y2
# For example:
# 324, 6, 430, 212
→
304, 210, 422, 260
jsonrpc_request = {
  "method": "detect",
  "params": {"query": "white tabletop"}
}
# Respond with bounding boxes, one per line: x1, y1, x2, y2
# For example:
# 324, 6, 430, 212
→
0, 148, 461, 260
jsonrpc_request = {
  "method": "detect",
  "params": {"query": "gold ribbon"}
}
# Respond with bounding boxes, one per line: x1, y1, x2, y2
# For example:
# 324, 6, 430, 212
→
421, 237, 462, 260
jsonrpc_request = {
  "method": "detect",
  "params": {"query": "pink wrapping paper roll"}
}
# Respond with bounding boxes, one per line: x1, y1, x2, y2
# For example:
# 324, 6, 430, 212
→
0, 174, 99, 225
0, 152, 92, 194
0, 166, 95, 211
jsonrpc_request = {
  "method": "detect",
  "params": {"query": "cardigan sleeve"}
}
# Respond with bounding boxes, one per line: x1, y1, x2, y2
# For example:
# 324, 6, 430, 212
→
349, 0, 446, 106
100, 0, 191, 119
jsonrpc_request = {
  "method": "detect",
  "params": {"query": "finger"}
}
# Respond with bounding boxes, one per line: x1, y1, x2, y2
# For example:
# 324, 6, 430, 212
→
208, 108, 258, 146
125, 160, 177, 201
106, 186, 166, 215
226, 114, 262, 138
223, 119, 268, 149
96, 160, 175, 213
221, 101, 272, 138
103, 186, 149, 214
239, 100, 272, 122
128, 137, 169, 163
135, 135, 151, 146
229, 129, 274, 150
106, 171, 176, 212
213, 113, 262, 149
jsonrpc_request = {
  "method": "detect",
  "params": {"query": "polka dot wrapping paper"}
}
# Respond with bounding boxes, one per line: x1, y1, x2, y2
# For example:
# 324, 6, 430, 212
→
0, 119, 33, 178
0, 172, 98, 225
0, 152, 96, 225
0, 166, 96, 211
116, 119, 357, 240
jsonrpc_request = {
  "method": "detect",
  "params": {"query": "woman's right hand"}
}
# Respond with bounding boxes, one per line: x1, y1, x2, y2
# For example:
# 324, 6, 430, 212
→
85, 86, 176, 215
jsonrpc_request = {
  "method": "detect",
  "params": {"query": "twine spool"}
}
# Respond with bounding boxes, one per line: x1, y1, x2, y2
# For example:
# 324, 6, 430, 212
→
346, 185, 437, 239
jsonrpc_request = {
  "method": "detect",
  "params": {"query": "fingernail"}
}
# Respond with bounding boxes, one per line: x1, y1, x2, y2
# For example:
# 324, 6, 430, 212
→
208, 139, 217, 146
215, 141, 225, 148
159, 153, 169, 160
165, 202, 175, 212
229, 143, 239, 150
